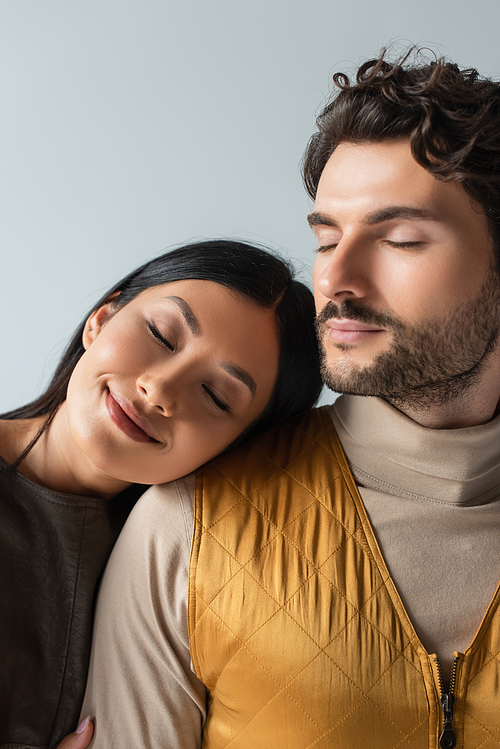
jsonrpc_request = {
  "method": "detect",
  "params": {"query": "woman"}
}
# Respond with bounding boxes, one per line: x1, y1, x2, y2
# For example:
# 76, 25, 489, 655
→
0, 239, 322, 749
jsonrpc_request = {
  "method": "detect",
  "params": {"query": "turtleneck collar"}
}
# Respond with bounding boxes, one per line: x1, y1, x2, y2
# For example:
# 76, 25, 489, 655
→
329, 395, 500, 506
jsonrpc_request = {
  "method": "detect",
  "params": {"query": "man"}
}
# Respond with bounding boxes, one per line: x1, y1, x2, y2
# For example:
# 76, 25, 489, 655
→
67, 49, 500, 749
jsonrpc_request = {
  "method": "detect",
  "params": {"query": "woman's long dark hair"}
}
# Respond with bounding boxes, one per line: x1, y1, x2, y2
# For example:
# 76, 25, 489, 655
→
3, 240, 322, 466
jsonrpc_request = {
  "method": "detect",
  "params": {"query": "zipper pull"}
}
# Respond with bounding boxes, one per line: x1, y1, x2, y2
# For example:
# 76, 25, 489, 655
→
439, 694, 456, 748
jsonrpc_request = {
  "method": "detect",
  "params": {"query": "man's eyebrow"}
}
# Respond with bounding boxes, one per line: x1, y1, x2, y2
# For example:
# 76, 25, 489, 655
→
165, 296, 200, 336
307, 211, 338, 228
307, 206, 437, 229
221, 362, 256, 398
365, 206, 438, 224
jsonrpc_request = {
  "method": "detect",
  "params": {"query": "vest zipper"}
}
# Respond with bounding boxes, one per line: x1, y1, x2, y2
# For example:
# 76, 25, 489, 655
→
433, 655, 460, 749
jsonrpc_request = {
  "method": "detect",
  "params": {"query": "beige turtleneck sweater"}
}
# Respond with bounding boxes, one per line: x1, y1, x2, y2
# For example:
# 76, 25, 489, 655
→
82, 396, 500, 747
331, 395, 500, 675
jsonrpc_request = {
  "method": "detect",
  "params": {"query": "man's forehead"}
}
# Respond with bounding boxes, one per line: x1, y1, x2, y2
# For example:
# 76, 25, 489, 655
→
315, 139, 431, 197
310, 139, 475, 226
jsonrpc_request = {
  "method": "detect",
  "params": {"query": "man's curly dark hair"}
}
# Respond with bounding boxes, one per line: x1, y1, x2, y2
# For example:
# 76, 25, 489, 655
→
302, 48, 500, 254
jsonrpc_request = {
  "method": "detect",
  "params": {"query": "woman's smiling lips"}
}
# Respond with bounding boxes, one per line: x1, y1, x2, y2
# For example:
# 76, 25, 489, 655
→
106, 389, 161, 443
326, 318, 385, 343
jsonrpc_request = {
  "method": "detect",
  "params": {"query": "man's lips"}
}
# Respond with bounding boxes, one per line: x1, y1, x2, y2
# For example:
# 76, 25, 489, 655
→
106, 390, 161, 443
325, 318, 385, 343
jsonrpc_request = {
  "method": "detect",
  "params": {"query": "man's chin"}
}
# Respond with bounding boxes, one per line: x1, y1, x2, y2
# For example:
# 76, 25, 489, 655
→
322, 379, 384, 398
319, 347, 415, 399
320, 361, 381, 397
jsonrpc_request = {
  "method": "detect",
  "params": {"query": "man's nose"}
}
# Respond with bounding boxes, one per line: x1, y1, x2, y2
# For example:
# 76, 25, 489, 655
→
314, 237, 371, 303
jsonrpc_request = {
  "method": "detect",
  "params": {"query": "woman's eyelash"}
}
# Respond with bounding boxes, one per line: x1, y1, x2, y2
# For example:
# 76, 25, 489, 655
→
202, 384, 230, 413
148, 323, 174, 351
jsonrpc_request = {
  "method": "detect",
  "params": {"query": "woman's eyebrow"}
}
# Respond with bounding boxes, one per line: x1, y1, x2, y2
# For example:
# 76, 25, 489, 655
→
165, 296, 200, 336
164, 295, 256, 397
221, 362, 257, 398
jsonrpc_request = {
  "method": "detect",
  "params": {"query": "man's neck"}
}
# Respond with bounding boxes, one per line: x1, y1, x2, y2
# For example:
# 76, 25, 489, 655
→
385, 396, 497, 429
384, 354, 500, 429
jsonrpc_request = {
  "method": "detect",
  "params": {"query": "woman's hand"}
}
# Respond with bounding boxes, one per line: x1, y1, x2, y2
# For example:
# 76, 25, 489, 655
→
56, 716, 94, 749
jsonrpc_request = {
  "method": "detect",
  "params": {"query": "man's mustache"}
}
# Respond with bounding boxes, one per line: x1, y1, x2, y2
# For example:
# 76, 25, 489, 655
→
315, 299, 405, 332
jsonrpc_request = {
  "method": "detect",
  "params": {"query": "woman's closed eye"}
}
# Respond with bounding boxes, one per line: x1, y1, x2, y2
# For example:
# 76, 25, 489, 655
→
202, 384, 231, 413
148, 322, 175, 351
148, 320, 231, 413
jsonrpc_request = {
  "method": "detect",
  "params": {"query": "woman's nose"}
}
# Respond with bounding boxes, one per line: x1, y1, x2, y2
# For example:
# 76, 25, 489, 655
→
136, 373, 177, 417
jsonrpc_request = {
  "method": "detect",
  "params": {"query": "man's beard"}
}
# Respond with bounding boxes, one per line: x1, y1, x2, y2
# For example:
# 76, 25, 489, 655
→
315, 265, 500, 409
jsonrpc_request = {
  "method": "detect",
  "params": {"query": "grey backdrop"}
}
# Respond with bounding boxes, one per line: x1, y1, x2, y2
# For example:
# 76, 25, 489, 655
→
1, 0, 497, 411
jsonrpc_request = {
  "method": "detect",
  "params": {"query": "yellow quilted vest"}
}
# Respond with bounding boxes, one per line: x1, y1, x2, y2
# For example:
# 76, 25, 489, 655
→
188, 407, 500, 748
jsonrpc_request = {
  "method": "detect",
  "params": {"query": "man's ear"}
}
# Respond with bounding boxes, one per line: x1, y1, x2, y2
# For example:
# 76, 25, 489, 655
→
82, 292, 121, 350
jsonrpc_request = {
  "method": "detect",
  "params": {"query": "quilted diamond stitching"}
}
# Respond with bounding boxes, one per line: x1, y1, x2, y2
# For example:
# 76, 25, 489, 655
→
191, 410, 434, 746
203, 423, 334, 529
462, 710, 500, 748
197, 468, 428, 686
199, 603, 331, 738
205, 445, 342, 540
468, 643, 500, 683
201, 598, 405, 748
203, 464, 360, 573
196, 506, 428, 717
459, 642, 500, 747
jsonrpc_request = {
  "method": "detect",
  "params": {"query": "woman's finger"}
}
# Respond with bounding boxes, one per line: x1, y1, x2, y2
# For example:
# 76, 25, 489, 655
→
55, 716, 94, 749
